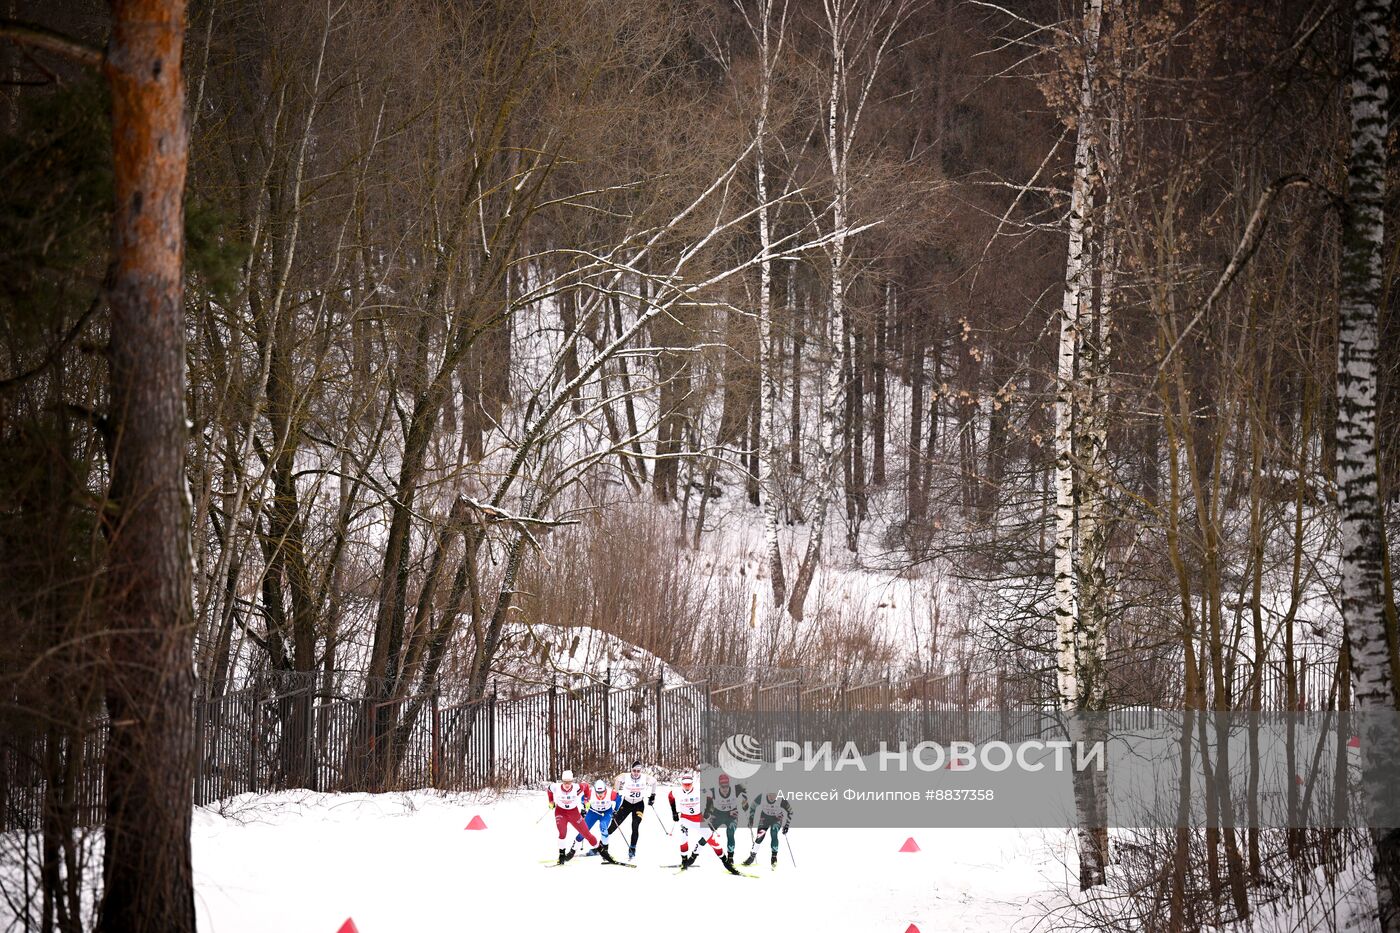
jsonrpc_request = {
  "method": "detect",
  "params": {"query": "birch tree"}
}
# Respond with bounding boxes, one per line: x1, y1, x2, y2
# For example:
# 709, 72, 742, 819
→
1336, 0, 1400, 926
1052, 0, 1109, 891
787, 0, 910, 620
716, 0, 791, 663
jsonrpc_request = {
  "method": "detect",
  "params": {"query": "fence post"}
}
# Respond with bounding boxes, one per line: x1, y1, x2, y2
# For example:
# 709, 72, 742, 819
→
655, 677, 663, 765
921, 673, 928, 740
794, 674, 802, 745
431, 692, 441, 789
248, 699, 259, 795
703, 681, 711, 765
303, 692, 315, 792
548, 682, 558, 778
489, 687, 497, 785
997, 670, 1007, 741
193, 698, 204, 806
603, 667, 612, 770
960, 668, 970, 740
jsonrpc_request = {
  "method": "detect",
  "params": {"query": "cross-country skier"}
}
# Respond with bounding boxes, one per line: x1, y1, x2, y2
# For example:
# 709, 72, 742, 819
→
703, 772, 749, 860
575, 779, 621, 863
608, 760, 656, 860
670, 772, 740, 874
743, 791, 793, 869
546, 769, 596, 864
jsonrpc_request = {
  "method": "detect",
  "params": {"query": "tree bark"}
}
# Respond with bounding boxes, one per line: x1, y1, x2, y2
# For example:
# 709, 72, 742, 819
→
755, 24, 787, 607
1053, 0, 1107, 891
872, 281, 888, 486
788, 269, 804, 475
1337, 1, 1400, 927
907, 317, 925, 525
99, 1, 196, 930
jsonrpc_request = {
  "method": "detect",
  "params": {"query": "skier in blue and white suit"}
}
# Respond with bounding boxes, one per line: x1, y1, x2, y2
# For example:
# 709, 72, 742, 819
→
576, 779, 621, 863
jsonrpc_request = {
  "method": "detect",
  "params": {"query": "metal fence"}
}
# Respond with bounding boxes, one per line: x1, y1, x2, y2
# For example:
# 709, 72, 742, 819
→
0, 658, 1347, 832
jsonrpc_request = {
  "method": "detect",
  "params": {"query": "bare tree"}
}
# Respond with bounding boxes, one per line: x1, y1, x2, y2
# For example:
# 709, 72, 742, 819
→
787, 0, 911, 620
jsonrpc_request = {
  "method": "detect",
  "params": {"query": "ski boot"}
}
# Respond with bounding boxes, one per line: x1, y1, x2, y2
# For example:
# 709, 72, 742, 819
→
742, 850, 757, 867
556, 848, 566, 865
679, 851, 698, 871
562, 847, 577, 863
628, 845, 636, 861
771, 853, 778, 870
598, 843, 618, 865
721, 854, 741, 876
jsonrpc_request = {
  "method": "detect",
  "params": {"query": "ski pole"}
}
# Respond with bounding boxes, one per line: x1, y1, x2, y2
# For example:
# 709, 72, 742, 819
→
653, 805, 674, 837
784, 830, 796, 867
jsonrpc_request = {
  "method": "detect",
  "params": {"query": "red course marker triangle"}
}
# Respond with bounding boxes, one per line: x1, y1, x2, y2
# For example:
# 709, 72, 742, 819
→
1349, 735, 1361, 749
337, 920, 359, 933
899, 837, 920, 853
905, 925, 922, 933
465, 814, 487, 830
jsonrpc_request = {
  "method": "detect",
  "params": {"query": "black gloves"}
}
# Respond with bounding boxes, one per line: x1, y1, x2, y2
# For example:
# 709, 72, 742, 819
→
648, 794, 655, 806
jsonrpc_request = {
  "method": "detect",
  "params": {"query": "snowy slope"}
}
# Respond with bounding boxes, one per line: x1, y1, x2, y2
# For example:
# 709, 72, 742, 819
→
489, 622, 690, 693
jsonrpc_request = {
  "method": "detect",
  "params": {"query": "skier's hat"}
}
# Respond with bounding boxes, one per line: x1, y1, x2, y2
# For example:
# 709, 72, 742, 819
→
631, 760, 642, 770
561, 769, 574, 782
718, 773, 731, 786
594, 779, 608, 793
679, 772, 695, 785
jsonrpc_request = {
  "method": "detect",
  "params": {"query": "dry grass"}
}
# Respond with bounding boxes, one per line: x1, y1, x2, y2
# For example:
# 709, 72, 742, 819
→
516, 505, 899, 684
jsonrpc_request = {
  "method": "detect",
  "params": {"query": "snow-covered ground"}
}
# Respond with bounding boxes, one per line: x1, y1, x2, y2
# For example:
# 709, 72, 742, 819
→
192, 790, 1068, 933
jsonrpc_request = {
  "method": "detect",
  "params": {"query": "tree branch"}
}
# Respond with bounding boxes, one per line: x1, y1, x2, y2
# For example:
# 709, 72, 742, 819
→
0, 20, 104, 70
1158, 174, 1336, 371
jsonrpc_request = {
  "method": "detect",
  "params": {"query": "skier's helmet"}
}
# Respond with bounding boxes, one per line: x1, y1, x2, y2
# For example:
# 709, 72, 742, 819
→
594, 779, 608, 795
561, 769, 574, 784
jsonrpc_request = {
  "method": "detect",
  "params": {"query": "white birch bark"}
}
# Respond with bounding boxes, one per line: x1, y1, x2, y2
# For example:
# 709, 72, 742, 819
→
754, 0, 788, 612
1337, 1, 1400, 927
788, 0, 905, 620
1054, 0, 1101, 713
1053, 0, 1106, 891
787, 0, 850, 621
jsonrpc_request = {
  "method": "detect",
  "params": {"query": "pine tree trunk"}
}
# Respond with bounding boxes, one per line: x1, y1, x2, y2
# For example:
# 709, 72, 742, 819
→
872, 281, 888, 486
612, 293, 648, 485
99, 1, 196, 929
1337, 2, 1400, 927
908, 323, 925, 525
844, 320, 865, 551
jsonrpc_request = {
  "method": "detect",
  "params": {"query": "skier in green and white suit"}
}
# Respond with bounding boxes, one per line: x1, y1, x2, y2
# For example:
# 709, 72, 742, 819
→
743, 791, 793, 869
703, 773, 749, 859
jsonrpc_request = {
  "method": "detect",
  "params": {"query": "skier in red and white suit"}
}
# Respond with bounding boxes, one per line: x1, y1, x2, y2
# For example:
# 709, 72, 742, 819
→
669, 772, 740, 874
547, 770, 597, 864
